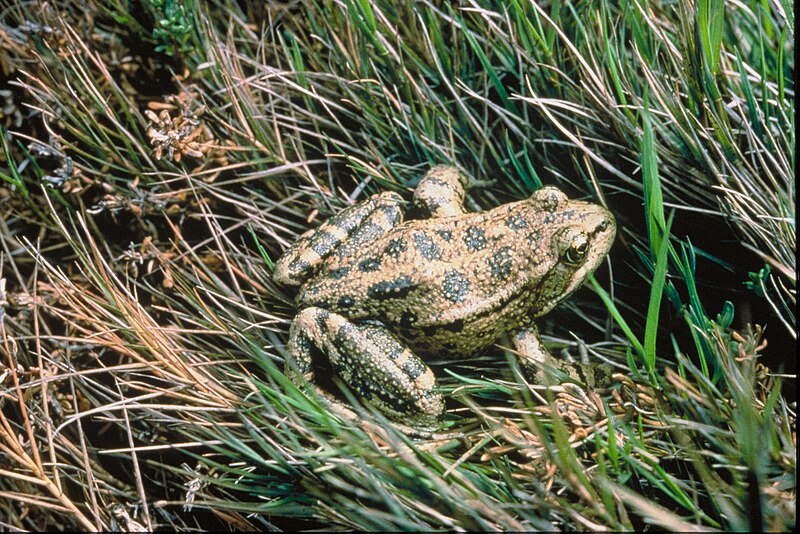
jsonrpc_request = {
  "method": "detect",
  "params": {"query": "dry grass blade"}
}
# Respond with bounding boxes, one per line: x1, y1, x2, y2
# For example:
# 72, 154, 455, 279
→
1, 322, 99, 530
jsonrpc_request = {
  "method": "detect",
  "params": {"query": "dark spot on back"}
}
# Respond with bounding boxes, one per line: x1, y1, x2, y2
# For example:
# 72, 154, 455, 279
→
463, 225, 487, 252
288, 258, 311, 276
425, 177, 450, 187
337, 295, 355, 308
327, 266, 351, 279
358, 257, 381, 272
505, 214, 528, 230
384, 238, 407, 258
400, 311, 418, 328
525, 229, 543, 243
352, 221, 384, 245
310, 232, 338, 256
314, 309, 331, 331
437, 229, 453, 242
367, 276, 417, 300
413, 231, 441, 260
488, 246, 514, 279
441, 318, 464, 333
336, 221, 385, 258
422, 325, 439, 337
402, 357, 427, 380
378, 203, 402, 224
441, 269, 470, 303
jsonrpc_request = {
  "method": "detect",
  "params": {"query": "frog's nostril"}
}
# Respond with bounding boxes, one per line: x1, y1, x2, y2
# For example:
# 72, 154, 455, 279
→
597, 220, 608, 232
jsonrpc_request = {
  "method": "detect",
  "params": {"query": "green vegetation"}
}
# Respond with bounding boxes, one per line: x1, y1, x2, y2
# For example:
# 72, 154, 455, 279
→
0, 0, 794, 530
149, 0, 197, 58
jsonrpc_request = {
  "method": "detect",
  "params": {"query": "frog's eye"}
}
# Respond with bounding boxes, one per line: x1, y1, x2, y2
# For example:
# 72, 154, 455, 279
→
563, 234, 589, 264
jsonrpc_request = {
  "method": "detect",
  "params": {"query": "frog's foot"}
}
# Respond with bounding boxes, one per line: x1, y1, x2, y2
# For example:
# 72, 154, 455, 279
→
274, 191, 404, 287
512, 327, 613, 389
285, 307, 445, 429
413, 165, 491, 218
511, 326, 553, 384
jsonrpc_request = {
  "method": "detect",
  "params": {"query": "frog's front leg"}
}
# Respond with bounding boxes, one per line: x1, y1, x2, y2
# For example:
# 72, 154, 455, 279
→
511, 326, 553, 382
286, 307, 445, 428
512, 326, 574, 385
512, 327, 612, 388
274, 191, 403, 287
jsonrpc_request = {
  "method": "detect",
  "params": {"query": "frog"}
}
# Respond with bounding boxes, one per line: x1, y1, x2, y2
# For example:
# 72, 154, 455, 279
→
273, 165, 616, 429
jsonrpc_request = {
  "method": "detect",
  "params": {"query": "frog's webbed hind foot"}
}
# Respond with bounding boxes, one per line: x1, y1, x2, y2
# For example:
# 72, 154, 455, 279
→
274, 191, 404, 287
285, 307, 445, 429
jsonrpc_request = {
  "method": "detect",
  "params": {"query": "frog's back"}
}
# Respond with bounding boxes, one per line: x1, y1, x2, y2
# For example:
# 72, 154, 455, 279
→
296, 202, 550, 355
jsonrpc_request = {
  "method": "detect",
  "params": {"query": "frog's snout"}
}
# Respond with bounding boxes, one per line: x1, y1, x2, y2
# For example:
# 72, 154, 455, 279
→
592, 210, 616, 240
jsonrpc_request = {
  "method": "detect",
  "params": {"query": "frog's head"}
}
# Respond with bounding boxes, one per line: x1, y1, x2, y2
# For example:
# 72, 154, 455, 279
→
527, 186, 616, 317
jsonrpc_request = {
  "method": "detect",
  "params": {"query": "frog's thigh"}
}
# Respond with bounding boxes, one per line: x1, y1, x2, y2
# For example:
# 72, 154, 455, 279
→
286, 307, 444, 427
413, 165, 471, 218
274, 191, 403, 286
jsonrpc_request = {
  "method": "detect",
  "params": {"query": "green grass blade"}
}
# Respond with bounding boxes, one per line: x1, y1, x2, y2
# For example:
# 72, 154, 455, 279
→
643, 211, 674, 375
697, 0, 725, 75
589, 276, 645, 364
640, 92, 665, 257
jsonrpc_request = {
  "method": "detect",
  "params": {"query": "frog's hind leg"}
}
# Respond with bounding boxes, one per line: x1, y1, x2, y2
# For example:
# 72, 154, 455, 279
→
285, 307, 445, 429
274, 191, 404, 287
413, 165, 492, 218
412, 165, 470, 218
